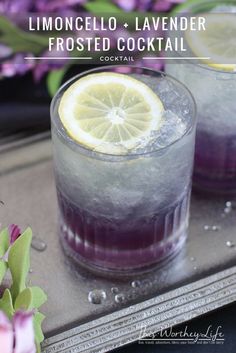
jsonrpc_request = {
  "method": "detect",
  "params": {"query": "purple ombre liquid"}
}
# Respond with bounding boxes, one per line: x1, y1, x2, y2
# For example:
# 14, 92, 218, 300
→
58, 188, 190, 271
194, 127, 236, 193
166, 61, 236, 195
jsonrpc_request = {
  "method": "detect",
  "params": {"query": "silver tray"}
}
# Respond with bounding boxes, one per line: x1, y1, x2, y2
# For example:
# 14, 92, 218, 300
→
1, 134, 236, 353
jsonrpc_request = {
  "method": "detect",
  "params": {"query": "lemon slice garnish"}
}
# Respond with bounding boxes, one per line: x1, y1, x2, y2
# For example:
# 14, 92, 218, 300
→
185, 14, 236, 71
59, 73, 164, 154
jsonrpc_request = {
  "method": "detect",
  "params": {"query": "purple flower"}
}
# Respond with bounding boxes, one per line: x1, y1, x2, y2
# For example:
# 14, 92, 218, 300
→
0, 0, 86, 13
13, 312, 36, 353
33, 48, 69, 82
0, 312, 13, 353
137, 58, 164, 70
0, 54, 34, 78
115, 0, 181, 11
0, 0, 32, 13
36, 0, 86, 11
114, 0, 136, 11
8, 225, 21, 245
0, 44, 12, 60
0, 311, 36, 353
136, 0, 153, 11
115, 0, 184, 11
1, 225, 21, 261
154, 0, 184, 12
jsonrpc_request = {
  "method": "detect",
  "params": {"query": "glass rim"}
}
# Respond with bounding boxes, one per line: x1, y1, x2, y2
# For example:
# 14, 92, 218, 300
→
173, 0, 236, 75
50, 65, 197, 161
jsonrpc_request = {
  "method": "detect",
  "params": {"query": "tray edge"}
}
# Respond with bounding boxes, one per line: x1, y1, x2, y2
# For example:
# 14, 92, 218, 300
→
42, 265, 236, 353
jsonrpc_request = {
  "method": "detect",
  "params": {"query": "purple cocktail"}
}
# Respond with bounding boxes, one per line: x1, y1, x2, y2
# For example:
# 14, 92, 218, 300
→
166, 3, 236, 195
170, 62, 236, 195
51, 66, 196, 274
194, 127, 236, 193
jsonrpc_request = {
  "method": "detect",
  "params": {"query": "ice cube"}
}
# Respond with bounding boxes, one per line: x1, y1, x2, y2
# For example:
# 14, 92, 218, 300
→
154, 110, 187, 148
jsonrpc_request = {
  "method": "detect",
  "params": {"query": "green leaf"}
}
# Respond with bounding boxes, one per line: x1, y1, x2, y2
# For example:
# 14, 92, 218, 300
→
14, 286, 47, 351
8, 228, 32, 301
0, 15, 48, 54
30, 287, 47, 309
0, 228, 9, 283
14, 288, 32, 311
46, 67, 68, 97
0, 228, 10, 257
36, 341, 41, 353
0, 259, 7, 284
84, 1, 122, 13
34, 312, 45, 345
0, 15, 20, 35
0, 289, 14, 319
15, 287, 47, 311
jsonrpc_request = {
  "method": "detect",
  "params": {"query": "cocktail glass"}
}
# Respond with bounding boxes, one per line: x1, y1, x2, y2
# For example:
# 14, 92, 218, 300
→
166, 2, 236, 194
51, 66, 196, 274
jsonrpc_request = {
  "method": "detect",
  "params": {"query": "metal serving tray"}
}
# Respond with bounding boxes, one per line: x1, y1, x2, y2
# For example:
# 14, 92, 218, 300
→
0, 134, 236, 353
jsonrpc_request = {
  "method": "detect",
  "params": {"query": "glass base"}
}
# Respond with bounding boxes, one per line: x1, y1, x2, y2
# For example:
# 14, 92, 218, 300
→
59, 223, 187, 276
56, 187, 190, 275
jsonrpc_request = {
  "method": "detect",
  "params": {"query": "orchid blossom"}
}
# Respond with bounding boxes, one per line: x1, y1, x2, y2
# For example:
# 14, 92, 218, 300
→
0, 311, 36, 353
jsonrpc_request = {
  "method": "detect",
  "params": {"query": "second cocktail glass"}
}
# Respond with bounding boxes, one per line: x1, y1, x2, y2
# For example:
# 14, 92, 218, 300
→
166, 1, 236, 194
167, 63, 236, 194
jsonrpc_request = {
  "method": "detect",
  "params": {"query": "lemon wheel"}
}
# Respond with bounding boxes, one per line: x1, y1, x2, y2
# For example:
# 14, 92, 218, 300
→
59, 73, 164, 155
185, 14, 236, 71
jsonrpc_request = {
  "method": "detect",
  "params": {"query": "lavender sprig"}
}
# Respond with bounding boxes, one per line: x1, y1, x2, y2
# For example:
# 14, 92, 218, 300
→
0, 0, 186, 82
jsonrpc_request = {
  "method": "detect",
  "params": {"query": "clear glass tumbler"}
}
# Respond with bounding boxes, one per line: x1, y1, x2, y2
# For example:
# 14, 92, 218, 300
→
167, 63, 236, 194
51, 66, 196, 274
166, 1, 236, 194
